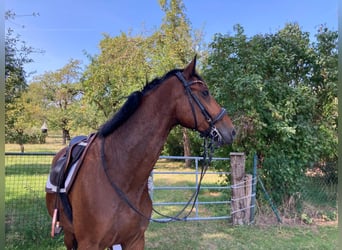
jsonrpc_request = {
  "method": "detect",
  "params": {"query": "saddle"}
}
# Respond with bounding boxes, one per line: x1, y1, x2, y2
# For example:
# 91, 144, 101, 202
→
46, 134, 95, 193
46, 133, 96, 237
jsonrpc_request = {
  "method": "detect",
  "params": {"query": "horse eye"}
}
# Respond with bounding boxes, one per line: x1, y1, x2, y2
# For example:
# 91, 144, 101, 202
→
202, 90, 209, 97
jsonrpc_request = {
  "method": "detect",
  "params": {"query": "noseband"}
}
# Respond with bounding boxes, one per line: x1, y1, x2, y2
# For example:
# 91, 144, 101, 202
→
175, 72, 226, 142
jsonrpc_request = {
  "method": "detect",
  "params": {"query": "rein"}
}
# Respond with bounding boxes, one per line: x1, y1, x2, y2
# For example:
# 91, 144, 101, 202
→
151, 136, 216, 222
100, 137, 154, 221
100, 135, 216, 223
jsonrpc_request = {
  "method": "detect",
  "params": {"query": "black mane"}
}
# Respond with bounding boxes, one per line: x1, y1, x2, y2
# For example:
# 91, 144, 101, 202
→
141, 69, 182, 94
98, 91, 143, 137
98, 69, 182, 137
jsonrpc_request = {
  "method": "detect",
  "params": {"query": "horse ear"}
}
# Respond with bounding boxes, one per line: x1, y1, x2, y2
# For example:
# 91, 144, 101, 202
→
183, 55, 197, 79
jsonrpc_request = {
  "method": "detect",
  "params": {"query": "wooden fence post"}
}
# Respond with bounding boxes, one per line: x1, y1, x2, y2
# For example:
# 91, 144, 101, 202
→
230, 152, 251, 225
244, 174, 252, 223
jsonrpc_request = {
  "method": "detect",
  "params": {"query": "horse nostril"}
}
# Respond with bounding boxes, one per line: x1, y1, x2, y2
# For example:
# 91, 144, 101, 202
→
232, 129, 236, 138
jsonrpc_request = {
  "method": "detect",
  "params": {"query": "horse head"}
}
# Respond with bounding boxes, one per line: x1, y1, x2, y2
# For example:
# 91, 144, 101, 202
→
173, 56, 236, 145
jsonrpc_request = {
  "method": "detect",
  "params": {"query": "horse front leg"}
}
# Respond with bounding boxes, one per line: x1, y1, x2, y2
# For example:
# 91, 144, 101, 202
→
64, 231, 77, 250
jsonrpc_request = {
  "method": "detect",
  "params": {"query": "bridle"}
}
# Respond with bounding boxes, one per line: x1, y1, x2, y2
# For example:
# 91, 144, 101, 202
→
175, 71, 226, 144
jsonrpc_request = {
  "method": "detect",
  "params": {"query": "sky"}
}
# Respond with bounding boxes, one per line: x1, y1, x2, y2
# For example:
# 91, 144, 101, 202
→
5, 0, 338, 82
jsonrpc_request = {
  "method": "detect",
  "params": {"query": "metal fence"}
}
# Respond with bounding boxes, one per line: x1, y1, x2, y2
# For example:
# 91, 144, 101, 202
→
5, 152, 55, 245
150, 155, 232, 222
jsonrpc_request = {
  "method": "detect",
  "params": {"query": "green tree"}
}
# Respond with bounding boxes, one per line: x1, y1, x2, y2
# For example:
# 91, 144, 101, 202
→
5, 11, 32, 102
150, 0, 196, 70
150, 0, 205, 163
5, 88, 47, 151
82, 0, 205, 163
309, 25, 338, 182
82, 32, 151, 128
5, 10, 42, 150
203, 23, 337, 204
82, 0, 207, 162
30, 59, 83, 144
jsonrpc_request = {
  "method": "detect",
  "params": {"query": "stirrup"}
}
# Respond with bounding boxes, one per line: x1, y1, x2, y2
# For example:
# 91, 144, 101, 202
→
51, 208, 62, 237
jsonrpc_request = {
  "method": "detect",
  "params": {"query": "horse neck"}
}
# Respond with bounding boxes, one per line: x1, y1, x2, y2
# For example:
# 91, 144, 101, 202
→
104, 81, 178, 189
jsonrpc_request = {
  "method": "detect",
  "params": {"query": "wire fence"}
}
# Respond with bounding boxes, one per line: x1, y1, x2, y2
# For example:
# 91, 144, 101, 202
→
256, 161, 337, 224
5, 153, 55, 245
296, 163, 337, 222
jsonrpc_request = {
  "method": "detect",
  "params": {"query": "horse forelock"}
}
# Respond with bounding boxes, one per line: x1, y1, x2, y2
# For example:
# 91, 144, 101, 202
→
98, 67, 203, 137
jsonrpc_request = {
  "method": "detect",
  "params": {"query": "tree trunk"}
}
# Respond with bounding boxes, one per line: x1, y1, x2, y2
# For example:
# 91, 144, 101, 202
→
62, 129, 67, 145
62, 129, 71, 145
66, 130, 71, 140
19, 144, 24, 153
18, 132, 25, 153
182, 127, 191, 168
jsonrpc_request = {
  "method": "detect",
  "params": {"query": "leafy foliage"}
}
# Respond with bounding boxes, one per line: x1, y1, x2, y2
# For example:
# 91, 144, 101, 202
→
203, 24, 337, 203
5, 10, 41, 148
81, 0, 205, 159
28, 59, 83, 144
81, 33, 151, 127
149, 0, 205, 160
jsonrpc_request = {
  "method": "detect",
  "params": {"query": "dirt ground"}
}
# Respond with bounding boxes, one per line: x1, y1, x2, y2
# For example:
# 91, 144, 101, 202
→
254, 207, 337, 229
255, 212, 337, 226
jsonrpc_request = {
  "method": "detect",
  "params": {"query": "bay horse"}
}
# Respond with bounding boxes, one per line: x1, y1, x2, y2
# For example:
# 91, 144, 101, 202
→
46, 57, 235, 249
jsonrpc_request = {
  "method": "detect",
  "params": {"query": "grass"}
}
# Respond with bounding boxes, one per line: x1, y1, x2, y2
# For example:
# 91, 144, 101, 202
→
5, 142, 65, 153
5, 139, 338, 249
145, 221, 337, 250
5, 221, 338, 250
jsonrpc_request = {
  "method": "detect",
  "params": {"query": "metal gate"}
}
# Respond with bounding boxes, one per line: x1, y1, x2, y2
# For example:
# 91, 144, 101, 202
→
149, 155, 231, 222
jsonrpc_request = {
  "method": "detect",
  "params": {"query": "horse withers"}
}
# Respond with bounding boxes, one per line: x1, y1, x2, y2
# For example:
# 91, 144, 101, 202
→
46, 56, 235, 249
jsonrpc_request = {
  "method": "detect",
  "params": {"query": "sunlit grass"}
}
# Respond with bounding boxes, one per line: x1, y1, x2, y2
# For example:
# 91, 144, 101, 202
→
145, 221, 337, 250
5, 135, 66, 153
